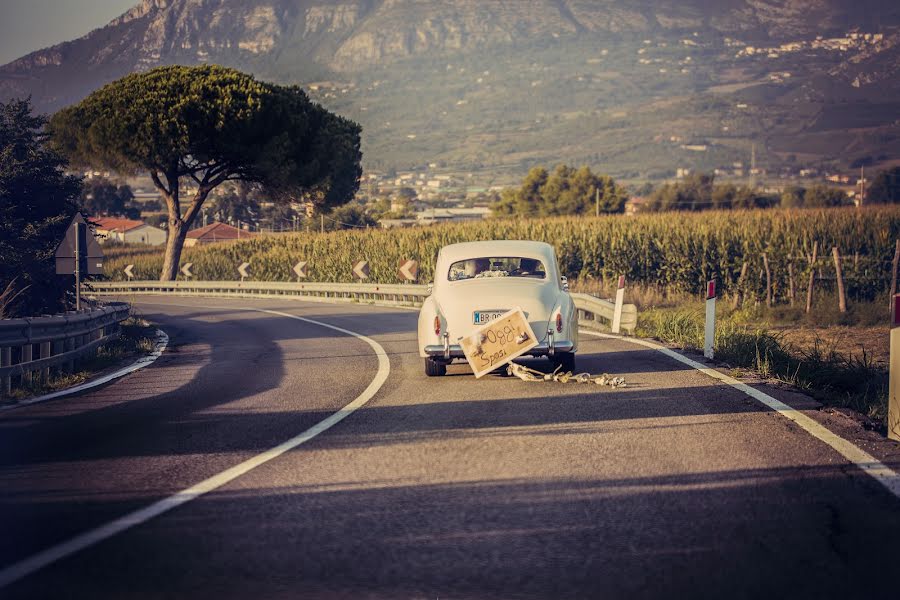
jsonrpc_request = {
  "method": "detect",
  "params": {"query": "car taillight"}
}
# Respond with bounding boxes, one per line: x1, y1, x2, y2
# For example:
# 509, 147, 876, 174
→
556, 313, 563, 333
434, 316, 441, 336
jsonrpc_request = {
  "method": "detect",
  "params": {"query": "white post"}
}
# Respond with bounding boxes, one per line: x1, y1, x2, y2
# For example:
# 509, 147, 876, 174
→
704, 279, 716, 360
889, 294, 900, 442
611, 275, 625, 334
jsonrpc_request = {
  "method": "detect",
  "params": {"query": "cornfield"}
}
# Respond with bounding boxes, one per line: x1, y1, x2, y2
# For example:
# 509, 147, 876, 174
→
103, 206, 900, 302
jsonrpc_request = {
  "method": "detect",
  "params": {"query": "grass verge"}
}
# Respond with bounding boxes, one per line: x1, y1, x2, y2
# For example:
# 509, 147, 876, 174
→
636, 308, 888, 428
3, 317, 159, 403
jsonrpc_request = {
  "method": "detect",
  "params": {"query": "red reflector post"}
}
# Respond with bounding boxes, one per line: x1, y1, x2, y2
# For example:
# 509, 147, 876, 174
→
707, 280, 716, 300
617, 275, 626, 290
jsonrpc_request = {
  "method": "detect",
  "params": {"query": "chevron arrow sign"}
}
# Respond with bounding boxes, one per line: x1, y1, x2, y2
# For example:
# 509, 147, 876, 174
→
238, 262, 251, 281
293, 261, 308, 279
398, 259, 418, 282
123, 264, 134, 280
352, 260, 370, 280
181, 262, 193, 278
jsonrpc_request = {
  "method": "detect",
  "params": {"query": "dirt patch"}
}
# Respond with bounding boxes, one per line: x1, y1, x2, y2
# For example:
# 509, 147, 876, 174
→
776, 325, 889, 367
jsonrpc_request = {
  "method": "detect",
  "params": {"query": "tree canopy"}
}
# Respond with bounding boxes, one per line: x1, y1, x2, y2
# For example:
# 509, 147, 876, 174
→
646, 173, 778, 211
492, 165, 626, 217
867, 166, 900, 204
0, 98, 81, 317
49, 65, 362, 280
80, 178, 137, 218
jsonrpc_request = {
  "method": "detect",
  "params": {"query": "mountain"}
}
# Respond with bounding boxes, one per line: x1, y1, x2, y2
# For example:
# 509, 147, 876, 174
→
3, 0, 900, 181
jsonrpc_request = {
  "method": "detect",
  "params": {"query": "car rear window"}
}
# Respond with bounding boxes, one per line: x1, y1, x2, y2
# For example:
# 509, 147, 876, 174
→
448, 257, 547, 281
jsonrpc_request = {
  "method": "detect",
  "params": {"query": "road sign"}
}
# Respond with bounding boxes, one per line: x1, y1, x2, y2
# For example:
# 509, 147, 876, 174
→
181, 263, 193, 278
238, 262, 251, 281
293, 261, 308, 279
460, 308, 538, 378
352, 260, 369, 280
54, 213, 104, 310
123, 264, 134, 280
398, 259, 418, 282
54, 213, 104, 275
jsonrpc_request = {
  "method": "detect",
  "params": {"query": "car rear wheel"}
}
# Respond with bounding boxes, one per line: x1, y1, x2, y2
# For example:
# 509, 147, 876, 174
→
552, 352, 576, 373
425, 358, 447, 377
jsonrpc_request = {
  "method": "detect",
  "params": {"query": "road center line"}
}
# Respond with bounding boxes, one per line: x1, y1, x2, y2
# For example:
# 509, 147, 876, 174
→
0, 307, 391, 589
581, 330, 900, 501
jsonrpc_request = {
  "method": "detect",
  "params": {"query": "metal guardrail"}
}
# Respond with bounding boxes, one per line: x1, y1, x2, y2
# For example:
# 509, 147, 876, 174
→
0, 303, 131, 395
88, 281, 638, 333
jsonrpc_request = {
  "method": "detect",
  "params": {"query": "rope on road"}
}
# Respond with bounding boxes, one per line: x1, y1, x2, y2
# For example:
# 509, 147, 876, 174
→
506, 361, 626, 387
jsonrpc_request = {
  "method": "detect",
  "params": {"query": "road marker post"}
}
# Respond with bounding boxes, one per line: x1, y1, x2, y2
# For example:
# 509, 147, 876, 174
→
890, 294, 900, 441
704, 279, 716, 360
611, 275, 626, 334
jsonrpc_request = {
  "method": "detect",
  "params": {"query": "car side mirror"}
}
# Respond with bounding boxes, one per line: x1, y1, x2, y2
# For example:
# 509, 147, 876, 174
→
560, 276, 569, 291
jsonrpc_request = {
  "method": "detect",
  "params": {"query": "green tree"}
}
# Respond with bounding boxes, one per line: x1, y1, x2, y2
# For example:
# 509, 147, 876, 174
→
866, 167, 900, 204
328, 204, 377, 230
780, 185, 805, 208
50, 65, 362, 280
803, 184, 848, 207
491, 165, 625, 217
0, 98, 81, 317
81, 178, 136, 218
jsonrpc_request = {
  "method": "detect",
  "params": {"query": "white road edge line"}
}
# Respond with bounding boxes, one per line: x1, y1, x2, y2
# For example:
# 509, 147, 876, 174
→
581, 330, 900, 501
0, 308, 391, 589
0, 329, 170, 413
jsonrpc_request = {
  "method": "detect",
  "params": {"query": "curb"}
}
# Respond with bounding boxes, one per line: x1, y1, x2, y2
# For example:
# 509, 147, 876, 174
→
0, 328, 169, 412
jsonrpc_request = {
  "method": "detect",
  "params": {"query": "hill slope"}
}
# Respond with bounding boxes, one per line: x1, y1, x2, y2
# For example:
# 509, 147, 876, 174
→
3, 0, 900, 179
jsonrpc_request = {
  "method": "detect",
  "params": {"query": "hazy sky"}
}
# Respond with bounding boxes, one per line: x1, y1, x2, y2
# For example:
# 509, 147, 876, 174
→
0, 0, 136, 65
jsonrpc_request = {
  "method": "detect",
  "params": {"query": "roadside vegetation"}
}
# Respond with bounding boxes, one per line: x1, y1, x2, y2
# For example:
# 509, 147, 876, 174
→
635, 303, 888, 427
2, 317, 158, 404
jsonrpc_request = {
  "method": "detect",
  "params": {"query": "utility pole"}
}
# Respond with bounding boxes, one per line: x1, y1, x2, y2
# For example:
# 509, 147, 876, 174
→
860, 165, 865, 207
321, 214, 325, 234
749, 143, 757, 188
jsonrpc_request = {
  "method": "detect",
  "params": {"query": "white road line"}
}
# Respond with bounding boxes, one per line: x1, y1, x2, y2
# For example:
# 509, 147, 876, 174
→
0, 329, 169, 413
0, 308, 391, 589
581, 330, 900, 501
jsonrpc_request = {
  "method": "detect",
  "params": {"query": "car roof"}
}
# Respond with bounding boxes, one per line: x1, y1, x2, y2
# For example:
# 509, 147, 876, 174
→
437, 240, 555, 264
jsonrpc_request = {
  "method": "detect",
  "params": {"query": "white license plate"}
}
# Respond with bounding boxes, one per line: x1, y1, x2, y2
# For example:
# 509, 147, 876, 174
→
473, 310, 507, 325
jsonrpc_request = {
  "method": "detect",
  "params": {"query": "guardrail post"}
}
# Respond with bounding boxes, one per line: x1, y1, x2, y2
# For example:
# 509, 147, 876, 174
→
890, 294, 900, 442
40, 341, 51, 383
611, 275, 626, 334
64, 337, 75, 373
21, 343, 33, 386
1, 347, 10, 395
704, 280, 716, 360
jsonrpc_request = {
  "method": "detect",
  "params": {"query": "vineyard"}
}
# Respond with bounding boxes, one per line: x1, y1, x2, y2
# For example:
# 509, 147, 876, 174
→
103, 206, 900, 303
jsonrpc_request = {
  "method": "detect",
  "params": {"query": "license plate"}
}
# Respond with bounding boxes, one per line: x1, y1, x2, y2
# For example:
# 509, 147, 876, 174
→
473, 310, 507, 325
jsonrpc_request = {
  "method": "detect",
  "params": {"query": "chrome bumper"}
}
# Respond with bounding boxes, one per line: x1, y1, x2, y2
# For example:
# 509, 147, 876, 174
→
424, 340, 574, 360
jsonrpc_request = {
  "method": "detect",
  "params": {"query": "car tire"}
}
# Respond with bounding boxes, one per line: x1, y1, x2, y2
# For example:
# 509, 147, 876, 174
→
425, 358, 447, 377
552, 352, 576, 373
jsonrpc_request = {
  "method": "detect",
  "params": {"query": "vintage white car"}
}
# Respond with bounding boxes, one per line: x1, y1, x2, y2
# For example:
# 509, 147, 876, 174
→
417, 240, 578, 376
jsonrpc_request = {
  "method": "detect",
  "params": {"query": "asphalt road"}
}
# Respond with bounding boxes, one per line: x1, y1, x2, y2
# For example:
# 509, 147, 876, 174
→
1, 296, 898, 599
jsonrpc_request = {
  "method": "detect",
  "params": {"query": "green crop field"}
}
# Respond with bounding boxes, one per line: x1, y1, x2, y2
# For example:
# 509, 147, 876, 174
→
103, 206, 900, 302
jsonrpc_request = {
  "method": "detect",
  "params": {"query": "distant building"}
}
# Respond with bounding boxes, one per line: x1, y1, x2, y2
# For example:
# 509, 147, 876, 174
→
184, 222, 256, 247
625, 197, 647, 216
94, 217, 166, 246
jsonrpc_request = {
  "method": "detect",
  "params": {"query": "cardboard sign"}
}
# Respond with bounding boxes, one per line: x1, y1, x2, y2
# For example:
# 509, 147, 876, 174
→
460, 307, 538, 378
